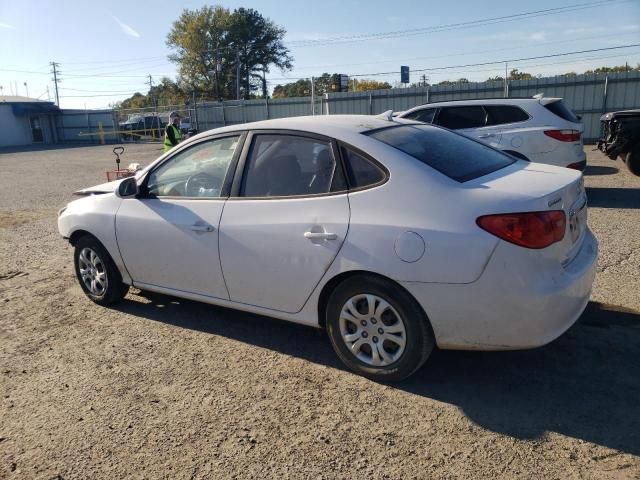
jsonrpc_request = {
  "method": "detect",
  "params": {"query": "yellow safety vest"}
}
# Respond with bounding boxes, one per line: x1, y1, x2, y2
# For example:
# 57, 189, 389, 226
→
163, 124, 182, 152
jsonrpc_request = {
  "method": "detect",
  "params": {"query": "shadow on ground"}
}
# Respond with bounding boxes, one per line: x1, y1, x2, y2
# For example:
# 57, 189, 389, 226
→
586, 187, 640, 209
584, 165, 619, 176
115, 294, 640, 455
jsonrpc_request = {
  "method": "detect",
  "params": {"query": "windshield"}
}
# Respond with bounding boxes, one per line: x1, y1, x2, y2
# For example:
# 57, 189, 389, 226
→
365, 124, 516, 182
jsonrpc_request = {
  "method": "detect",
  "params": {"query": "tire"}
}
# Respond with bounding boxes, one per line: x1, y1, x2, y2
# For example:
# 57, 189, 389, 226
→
325, 275, 435, 382
74, 236, 129, 305
625, 148, 640, 176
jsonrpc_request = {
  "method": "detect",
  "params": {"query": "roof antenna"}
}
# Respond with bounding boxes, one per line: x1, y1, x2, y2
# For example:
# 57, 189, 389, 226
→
375, 110, 394, 121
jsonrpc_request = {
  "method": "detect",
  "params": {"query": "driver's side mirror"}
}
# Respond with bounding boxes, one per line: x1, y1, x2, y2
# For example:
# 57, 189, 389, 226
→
116, 176, 139, 198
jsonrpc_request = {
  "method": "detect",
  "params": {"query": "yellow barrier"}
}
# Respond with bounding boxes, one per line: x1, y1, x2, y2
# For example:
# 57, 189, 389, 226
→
77, 127, 165, 142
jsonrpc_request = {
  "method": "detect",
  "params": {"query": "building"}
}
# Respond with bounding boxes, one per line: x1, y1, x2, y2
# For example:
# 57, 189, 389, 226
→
0, 96, 60, 147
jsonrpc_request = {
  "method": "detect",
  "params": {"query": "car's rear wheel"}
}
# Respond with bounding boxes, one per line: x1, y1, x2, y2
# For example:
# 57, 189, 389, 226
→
74, 236, 129, 305
325, 275, 434, 382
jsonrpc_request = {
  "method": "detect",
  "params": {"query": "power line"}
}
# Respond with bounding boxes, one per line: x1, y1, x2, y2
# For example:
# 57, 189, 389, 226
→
267, 43, 640, 82
289, 30, 640, 72
285, 0, 628, 46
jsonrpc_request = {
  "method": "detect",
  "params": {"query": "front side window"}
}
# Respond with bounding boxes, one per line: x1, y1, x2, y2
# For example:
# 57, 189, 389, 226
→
366, 125, 515, 182
242, 134, 336, 197
146, 135, 240, 197
435, 106, 487, 129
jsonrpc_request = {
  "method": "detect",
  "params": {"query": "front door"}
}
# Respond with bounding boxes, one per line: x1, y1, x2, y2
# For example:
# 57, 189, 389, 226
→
219, 132, 350, 313
116, 134, 242, 298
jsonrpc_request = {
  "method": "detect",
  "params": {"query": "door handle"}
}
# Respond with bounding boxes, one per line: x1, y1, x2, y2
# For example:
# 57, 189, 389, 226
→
304, 231, 337, 240
477, 133, 495, 138
190, 224, 215, 232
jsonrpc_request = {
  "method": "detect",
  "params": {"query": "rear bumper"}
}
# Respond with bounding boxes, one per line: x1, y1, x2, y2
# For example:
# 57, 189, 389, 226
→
567, 159, 587, 171
529, 146, 586, 168
401, 228, 598, 350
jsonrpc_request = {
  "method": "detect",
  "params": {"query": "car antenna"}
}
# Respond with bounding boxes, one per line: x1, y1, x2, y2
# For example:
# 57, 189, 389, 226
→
375, 110, 394, 121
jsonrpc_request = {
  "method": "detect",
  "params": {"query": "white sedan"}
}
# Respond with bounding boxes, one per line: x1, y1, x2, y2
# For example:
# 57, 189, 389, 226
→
58, 115, 598, 381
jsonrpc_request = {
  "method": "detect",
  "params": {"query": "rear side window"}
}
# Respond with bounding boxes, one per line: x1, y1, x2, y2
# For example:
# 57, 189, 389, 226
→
366, 125, 515, 182
342, 147, 386, 188
403, 108, 436, 124
485, 105, 529, 125
242, 134, 337, 197
544, 100, 579, 123
435, 106, 486, 129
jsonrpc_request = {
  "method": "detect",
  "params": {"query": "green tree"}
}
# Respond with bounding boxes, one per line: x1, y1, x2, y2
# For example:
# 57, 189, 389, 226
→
353, 79, 392, 91
508, 69, 534, 80
166, 5, 292, 100
272, 73, 345, 98
585, 63, 640, 74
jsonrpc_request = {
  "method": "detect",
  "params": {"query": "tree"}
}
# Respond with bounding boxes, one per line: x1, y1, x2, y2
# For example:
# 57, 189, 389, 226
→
508, 69, 534, 81
272, 73, 345, 98
166, 5, 292, 100
585, 63, 639, 74
353, 79, 392, 91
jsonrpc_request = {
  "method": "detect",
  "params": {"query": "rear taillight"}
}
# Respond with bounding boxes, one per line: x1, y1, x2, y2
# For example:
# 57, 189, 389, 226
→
544, 129, 581, 142
476, 211, 566, 249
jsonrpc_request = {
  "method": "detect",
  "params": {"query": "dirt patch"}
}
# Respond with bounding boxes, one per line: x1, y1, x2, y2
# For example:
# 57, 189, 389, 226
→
0, 210, 51, 229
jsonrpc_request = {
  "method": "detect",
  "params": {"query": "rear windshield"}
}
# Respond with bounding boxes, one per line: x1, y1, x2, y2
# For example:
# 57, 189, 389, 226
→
544, 100, 579, 123
365, 124, 516, 182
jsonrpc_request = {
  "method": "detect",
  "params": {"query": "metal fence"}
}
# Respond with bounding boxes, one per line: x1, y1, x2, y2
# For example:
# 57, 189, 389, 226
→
61, 71, 640, 144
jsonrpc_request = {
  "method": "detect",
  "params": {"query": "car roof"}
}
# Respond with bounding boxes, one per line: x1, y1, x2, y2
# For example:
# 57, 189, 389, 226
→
401, 97, 562, 114
190, 115, 418, 143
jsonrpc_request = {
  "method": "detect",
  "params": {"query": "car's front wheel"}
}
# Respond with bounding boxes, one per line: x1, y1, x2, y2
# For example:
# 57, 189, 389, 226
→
625, 148, 640, 176
325, 275, 435, 382
74, 236, 129, 305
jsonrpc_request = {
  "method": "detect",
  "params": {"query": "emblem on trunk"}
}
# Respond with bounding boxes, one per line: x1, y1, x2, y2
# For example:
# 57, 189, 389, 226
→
548, 197, 562, 207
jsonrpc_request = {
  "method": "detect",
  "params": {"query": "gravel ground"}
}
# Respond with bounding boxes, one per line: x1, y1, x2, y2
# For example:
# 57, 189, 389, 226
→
1, 143, 639, 479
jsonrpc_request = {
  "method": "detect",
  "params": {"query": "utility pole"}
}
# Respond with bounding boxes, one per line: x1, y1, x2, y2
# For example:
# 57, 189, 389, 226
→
50, 61, 61, 106
421, 74, 428, 87
46, 86, 50, 101
235, 50, 241, 100
23, 82, 29, 98
311, 76, 315, 115
504, 62, 508, 98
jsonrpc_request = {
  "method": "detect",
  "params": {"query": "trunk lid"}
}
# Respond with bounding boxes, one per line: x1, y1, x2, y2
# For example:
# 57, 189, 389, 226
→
470, 161, 587, 264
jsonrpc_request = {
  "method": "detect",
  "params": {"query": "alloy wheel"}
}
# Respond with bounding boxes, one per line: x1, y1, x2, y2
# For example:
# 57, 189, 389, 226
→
78, 247, 108, 296
339, 294, 407, 367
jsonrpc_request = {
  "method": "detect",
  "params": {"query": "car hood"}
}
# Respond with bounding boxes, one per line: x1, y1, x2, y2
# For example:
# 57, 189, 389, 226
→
74, 178, 125, 196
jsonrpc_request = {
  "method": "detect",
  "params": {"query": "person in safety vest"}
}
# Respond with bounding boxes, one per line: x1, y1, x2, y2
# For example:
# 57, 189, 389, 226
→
164, 112, 183, 152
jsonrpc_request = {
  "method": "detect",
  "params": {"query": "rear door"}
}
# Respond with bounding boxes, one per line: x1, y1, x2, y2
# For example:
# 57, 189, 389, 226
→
435, 106, 502, 148
218, 131, 350, 313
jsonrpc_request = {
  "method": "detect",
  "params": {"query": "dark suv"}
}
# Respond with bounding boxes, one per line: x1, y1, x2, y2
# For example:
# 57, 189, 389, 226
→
597, 109, 640, 176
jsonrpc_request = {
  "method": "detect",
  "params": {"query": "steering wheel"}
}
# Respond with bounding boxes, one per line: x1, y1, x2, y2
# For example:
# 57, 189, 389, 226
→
185, 172, 220, 197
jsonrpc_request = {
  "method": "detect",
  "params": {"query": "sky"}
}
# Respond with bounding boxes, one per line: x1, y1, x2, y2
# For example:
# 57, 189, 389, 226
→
1, 0, 639, 109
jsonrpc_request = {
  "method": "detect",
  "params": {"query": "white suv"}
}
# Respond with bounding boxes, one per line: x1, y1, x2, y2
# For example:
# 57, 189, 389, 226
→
398, 96, 586, 170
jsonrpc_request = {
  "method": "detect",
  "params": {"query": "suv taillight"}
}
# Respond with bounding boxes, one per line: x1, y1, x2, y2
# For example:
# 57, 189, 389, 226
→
544, 129, 581, 142
476, 211, 566, 249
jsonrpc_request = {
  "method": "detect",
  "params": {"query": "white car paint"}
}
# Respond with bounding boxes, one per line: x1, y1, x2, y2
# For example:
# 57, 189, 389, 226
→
58, 115, 597, 351
398, 97, 587, 169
